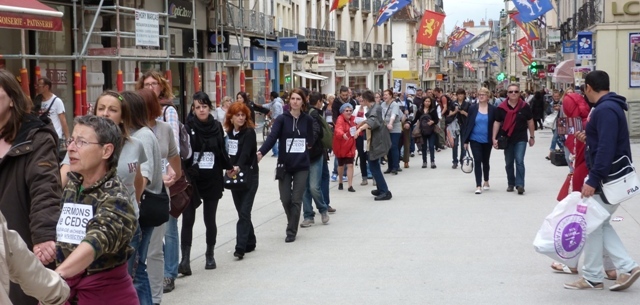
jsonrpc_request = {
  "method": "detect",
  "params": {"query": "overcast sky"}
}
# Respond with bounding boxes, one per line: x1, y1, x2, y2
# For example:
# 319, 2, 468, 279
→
443, 0, 508, 32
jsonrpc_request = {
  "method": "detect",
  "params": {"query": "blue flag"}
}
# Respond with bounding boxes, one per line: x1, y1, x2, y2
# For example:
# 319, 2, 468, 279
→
449, 32, 474, 52
481, 52, 498, 67
375, 0, 411, 26
511, 0, 553, 23
489, 45, 503, 61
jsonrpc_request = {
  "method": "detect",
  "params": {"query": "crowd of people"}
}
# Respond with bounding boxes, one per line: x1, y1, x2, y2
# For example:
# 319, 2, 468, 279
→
0, 67, 639, 305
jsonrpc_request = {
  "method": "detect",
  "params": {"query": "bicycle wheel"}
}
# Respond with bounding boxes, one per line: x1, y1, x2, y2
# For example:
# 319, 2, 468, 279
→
263, 125, 270, 142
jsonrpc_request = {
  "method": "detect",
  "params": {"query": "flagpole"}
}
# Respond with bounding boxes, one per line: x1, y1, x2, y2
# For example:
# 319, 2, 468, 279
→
364, 24, 376, 45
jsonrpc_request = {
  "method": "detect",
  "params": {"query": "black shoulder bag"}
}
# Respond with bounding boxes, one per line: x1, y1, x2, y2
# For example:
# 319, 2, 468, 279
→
139, 184, 170, 227
275, 137, 295, 180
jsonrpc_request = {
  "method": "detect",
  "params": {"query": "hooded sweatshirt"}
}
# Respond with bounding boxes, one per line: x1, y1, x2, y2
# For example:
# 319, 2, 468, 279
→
259, 111, 314, 172
585, 92, 632, 189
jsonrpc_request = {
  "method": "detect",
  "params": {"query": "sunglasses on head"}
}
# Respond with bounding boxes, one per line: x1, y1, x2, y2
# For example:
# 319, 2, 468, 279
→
508, 90, 520, 94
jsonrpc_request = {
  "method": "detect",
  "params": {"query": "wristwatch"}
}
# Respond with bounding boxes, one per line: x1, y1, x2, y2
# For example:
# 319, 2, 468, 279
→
530, 136, 535, 139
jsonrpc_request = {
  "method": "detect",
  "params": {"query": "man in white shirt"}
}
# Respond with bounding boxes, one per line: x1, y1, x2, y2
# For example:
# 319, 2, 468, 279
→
37, 77, 70, 142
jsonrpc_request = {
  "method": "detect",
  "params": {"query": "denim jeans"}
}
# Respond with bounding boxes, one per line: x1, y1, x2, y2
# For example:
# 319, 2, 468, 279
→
303, 157, 328, 219
231, 172, 259, 252
504, 141, 527, 187
272, 139, 279, 156
388, 132, 401, 171
321, 156, 330, 207
278, 170, 309, 237
421, 133, 437, 163
409, 125, 416, 153
452, 134, 467, 165
163, 216, 179, 280
128, 225, 154, 305
368, 158, 389, 194
582, 195, 639, 282
549, 129, 564, 151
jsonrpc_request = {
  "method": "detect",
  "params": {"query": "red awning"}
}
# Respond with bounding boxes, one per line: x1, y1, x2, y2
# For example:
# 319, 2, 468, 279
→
0, 0, 63, 32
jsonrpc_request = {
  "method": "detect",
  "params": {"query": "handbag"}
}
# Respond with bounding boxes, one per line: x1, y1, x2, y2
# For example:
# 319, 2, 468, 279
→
169, 170, 193, 218
139, 185, 170, 227
599, 155, 640, 205
496, 134, 508, 150
275, 137, 295, 180
543, 111, 557, 129
224, 165, 253, 190
460, 149, 473, 174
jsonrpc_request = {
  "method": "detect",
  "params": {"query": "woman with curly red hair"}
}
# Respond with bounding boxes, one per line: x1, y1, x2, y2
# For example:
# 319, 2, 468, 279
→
224, 102, 259, 259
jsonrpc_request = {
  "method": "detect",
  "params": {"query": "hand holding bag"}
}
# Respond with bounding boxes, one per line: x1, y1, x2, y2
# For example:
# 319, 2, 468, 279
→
599, 155, 640, 204
169, 170, 193, 218
139, 184, 171, 227
224, 166, 253, 190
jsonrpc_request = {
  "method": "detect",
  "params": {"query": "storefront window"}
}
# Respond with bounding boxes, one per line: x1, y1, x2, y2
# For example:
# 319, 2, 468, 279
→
348, 76, 367, 90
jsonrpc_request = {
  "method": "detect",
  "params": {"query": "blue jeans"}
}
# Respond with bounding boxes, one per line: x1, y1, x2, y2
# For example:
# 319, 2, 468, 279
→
549, 129, 564, 151
303, 157, 328, 219
422, 133, 437, 163
388, 132, 401, 171
409, 125, 416, 153
369, 158, 389, 194
272, 139, 279, 156
321, 155, 331, 207
163, 216, 179, 279
128, 225, 154, 305
504, 141, 527, 187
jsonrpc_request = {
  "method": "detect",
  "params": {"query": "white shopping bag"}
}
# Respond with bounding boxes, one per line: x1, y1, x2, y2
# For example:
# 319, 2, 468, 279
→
533, 192, 610, 266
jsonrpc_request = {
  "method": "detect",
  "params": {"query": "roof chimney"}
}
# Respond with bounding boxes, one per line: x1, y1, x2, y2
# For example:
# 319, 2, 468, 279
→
480, 19, 486, 26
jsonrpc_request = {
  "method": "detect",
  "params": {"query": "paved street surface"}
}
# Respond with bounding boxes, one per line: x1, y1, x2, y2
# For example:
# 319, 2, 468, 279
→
163, 129, 640, 304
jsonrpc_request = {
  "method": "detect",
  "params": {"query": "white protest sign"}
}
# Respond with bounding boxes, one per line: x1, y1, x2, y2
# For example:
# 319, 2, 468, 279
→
135, 10, 160, 47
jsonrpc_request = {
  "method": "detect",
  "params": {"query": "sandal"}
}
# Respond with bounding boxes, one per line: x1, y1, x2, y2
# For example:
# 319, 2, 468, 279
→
551, 262, 578, 274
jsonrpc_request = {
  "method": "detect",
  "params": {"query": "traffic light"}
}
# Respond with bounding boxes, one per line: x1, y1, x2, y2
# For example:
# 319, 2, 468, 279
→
529, 62, 538, 73
496, 72, 505, 81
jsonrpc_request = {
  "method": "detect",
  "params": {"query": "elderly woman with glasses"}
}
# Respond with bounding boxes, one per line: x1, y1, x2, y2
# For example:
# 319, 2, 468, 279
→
55, 115, 138, 304
333, 103, 357, 192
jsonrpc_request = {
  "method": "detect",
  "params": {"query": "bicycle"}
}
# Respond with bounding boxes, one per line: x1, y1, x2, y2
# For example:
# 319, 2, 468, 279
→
262, 115, 272, 142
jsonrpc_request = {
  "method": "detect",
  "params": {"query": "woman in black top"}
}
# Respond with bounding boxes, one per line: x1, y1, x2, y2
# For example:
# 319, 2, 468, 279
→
181, 92, 232, 273
237, 91, 269, 124
224, 102, 259, 259
530, 90, 546, 130
411, 97, 439, 168
257, 88, 314, 243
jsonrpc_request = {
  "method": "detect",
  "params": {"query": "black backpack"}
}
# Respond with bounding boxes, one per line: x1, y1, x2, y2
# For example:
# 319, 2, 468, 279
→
38, 96, 57, 124
162, 105, 192, 160
419, 114, 434, 136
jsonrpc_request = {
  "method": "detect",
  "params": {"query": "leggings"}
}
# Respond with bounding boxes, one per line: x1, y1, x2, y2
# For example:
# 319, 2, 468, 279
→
470, 140, 492, 187
181, 186, 220, 247
421, 133, 437, 163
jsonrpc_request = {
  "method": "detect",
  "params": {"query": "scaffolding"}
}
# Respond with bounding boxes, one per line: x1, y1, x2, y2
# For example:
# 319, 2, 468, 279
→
1, 0, 274, 115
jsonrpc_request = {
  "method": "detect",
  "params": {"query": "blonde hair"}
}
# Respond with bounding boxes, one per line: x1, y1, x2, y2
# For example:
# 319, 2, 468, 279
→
136, 70, 174, 100
221, 96, 233, 107
478, 87, 490, 96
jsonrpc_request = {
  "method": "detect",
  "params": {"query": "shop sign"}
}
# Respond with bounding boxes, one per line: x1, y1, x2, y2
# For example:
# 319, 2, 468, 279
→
208, 31, 229, 53
294, 41, 308, 55
168, 0, 193, 25
538, 70, 546, 78
229, 45, 249, 61
45, 69, 67, 85
436, 73, 443, 81
547, 64, 556, 77
317, 52, 335, 68
0, 11, 63, 32
562, 40, 576, 53
547, 30, 561, 43
605, 0, 640, 22
576, 32, 593, 60
135, 10, 159, 47
279, 37, 299, 52
304, 54, 319, 70
251, 48, 277, 70
630, 33, 640, 88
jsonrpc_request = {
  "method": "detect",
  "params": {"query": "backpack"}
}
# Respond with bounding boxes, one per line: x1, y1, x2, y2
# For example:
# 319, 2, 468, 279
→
162, 105, 192, 160
310, 108, 333, 149
419, 114, 434, 136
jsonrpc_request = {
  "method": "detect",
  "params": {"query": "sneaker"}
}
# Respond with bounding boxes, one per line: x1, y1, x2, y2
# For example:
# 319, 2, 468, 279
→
475, 187, 482, 194
418, 151, 422, 155
452, 163, 458, 169
360, 179, 368, 186
517, 186, 525, 195
507, 185, 515, 192
321, 212, 330, 224
342, 175, 347, 181
564, 278, 603, 290
431, 162, 436, 169
331, 174, 337, 182
483, 183, 490, 190
163, 277, 175, 293
327, 206, 337, 213
422, 162, 427, 168
300, 219, 315, 227
410, 153, 415, 157
610, 267, 640, 291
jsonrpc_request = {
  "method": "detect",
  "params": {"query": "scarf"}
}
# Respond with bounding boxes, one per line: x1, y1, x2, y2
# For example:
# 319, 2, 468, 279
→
191, 114, 221, 150
498, 99, 525, 137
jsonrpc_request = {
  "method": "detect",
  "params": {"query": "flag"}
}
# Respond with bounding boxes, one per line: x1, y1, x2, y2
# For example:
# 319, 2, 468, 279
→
375, 0, 411, 26
489, 45, 503, 60
416, 10, 445, 46
518, 51, 533, 66
481, 52, 498, 67
424, 59, 431, 72
444, 27, 464, 49
464, 61, 475, 72
330, 0, 349, 11
511, 0, 554, 23
448, 60, 459, 68
517, 37, 533, 55
449, 30, 474, 52
510, 12, 540, 41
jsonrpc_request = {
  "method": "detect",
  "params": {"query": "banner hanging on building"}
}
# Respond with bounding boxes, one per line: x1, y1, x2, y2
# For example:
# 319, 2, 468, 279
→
416, 10, 445, 46
135, 10, 160, 47
576, 31, 593, 60
510, 12, 540, 41
511, 0, 553, 23
376, 0, 411, 26
562, 40, 576, 53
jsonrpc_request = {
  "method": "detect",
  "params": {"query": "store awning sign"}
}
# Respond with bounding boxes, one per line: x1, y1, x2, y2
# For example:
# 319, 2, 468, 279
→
0, 0, 63, 31
279, 37, 298, 52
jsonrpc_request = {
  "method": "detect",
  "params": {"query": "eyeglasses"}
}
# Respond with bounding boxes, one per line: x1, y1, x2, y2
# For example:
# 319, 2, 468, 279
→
66, 138, 103, 148
508, 90, 520, 94
478, 93, 487, 96
143, 82, 159, 88
343, 110, 353, 113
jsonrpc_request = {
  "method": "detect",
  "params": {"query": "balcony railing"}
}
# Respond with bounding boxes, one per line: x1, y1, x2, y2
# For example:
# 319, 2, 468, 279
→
350, 0, 360, 11
373, 0, 382, 15
224, 5, 275, 35
362, 0, 371, 13
336, 40, 347, 57
384, 45, 392, 58
350, 41, 360, 57
362, 42, 372, 58
304, 28, 336, 48
560, 0, 601, 41
374, 43, 382, 58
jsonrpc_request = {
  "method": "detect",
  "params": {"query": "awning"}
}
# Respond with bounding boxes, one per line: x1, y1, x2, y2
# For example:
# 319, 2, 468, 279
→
553, 59, 575, 83
0, 0, 63, 31
253, 38, 280, 49
294, 71, 328, 81
279, 37, 298, 52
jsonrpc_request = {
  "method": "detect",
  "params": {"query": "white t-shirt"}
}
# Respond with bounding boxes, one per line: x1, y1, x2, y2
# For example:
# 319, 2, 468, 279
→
40, 94, 66, 138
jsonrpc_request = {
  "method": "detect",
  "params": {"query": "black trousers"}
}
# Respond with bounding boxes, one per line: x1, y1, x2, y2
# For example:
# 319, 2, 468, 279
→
278, 170, 309, 237
470, 140, 492, 187
231, 172, 259, 252
181, 187, 219, 247
356, 135, 368, 177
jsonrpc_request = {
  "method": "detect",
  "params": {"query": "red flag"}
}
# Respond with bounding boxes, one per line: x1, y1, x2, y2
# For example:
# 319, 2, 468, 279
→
416, 10, 445, 46
464, 61, 475, 72
518, 51, 533, 66
510, 12, 540, 41
517, 37, 533, 55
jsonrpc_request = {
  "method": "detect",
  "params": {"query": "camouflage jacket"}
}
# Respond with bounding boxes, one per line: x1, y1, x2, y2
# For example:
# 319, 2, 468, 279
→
55, 168, 137, 275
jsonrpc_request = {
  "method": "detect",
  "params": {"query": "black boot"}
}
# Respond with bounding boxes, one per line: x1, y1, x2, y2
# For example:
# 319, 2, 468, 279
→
178, 245, 192, 276
205, 245, 216, 270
